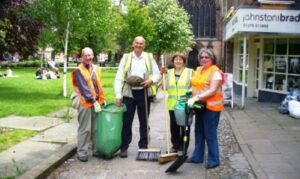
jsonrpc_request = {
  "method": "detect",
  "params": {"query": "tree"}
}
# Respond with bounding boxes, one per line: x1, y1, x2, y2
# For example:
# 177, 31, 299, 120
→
117, 0, 155, 53
25, 0, 114, 54
25, 0, 115, 97
0, 0, 42, 60
148, 0, 194, 59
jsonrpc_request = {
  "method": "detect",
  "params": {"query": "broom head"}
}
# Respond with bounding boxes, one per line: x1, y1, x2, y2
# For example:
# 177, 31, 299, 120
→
158, 153, 178, 164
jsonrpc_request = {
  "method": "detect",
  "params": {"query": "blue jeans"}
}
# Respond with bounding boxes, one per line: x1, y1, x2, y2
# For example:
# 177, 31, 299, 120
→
190, 108, 220, 166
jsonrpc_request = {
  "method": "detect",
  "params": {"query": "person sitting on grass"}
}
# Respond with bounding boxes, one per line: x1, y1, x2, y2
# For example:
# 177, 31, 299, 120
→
3, 67, 18, 78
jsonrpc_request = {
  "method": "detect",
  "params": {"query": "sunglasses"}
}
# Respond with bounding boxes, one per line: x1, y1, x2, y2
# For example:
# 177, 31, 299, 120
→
200, 56, 210, 59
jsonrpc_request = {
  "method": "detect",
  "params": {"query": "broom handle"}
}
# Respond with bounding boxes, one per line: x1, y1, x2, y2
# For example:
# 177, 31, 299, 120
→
144, 86, 150, 148
162, 56, 171, 154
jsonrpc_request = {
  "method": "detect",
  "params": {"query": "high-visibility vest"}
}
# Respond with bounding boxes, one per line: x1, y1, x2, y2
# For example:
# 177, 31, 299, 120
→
167, 68, 193, 110
122, 52, 157, 97
191, 65, 224, 112
71, 64, 105, 107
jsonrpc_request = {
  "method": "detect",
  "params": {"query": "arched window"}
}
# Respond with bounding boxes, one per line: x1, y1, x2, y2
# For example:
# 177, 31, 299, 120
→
179, 0, 216, 39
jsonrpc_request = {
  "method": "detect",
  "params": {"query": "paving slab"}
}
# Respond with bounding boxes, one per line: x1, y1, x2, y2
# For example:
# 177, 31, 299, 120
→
30, 120, 78, 144
0, 116, 63, 131
0, 141, 61, 178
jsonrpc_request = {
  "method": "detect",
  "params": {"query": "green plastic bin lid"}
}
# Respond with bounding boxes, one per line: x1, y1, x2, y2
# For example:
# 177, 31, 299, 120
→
101, 103, 127, 113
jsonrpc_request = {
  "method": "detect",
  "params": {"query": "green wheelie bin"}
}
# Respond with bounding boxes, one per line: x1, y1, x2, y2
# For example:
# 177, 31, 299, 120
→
96, 103, 126, 158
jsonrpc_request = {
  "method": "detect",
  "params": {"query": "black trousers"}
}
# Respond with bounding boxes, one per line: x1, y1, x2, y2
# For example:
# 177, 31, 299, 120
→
169, 110, 184, 150
121, 89, 151, 150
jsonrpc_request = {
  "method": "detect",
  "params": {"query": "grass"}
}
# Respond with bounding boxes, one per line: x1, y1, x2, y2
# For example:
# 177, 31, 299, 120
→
0, 67, 116, 153
0, 127, 38, 152
0, 68, 116, 117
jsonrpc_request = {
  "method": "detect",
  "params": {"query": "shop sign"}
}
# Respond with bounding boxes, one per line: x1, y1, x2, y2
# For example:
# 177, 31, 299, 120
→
225, 9, 300, 40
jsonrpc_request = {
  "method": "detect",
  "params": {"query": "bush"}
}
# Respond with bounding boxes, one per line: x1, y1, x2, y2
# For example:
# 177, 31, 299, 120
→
0, 60, 42, 68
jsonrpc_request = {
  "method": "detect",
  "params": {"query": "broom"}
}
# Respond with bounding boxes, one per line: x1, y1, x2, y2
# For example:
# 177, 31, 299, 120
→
136, 86, 161, 161
158, 55, 177, 164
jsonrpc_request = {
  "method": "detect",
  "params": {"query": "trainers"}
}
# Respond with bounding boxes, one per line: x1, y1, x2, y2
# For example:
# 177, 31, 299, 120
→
77, 155, 88, 162
119, 149, 128, 158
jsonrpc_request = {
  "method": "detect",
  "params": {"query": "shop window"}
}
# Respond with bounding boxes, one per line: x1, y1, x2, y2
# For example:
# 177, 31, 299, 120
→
262, 38, 300, 92
275, 39, 287, 55
234, 40, 248, 84
288, 75, 300, 91
289, 39, 300, 55
288, 57, 300, 74
274, 56, 287, 73
264, 38, 274, 54
263, 55, 273, 72
263, 73, 274, 89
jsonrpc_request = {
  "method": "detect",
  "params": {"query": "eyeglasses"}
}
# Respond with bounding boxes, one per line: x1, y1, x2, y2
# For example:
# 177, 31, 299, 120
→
200, 56, 210, 59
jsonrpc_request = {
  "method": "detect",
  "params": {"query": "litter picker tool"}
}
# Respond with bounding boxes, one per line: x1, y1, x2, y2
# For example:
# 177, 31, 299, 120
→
165, 100, 203, 173
158, 55, 177, 164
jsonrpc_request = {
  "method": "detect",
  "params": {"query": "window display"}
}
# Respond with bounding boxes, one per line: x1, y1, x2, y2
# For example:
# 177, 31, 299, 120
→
274, 74, 285, 90
288, 76, 300, 91
263, 38, 300, 92
263, 55, 273, 72
275, 56, 287, 73
263, 73, 273, 89
288, 57, 300, 74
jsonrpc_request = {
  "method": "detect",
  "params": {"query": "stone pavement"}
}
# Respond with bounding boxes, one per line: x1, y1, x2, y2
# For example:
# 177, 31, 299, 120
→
0, 109, 78, 179
225, 99, 300, 179
0, 91, 300, 179
48, 91, 254, 179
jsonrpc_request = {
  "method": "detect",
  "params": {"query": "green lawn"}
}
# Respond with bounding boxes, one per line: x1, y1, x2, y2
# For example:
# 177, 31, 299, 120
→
0, 68, 116, 152
0, 128, 38, 152
0, 68, 116, 117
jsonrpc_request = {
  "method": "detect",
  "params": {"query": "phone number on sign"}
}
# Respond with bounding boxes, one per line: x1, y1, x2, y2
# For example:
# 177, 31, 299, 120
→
243, 23, 269, 28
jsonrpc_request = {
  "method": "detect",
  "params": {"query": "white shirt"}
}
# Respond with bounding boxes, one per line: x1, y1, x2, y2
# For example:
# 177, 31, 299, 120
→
212, 71, 222, 81
114, 52, 161, 99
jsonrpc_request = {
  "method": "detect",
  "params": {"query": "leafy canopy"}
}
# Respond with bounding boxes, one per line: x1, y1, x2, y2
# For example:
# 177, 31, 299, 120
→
148, 0, 194, 55
24, 0, 115, 54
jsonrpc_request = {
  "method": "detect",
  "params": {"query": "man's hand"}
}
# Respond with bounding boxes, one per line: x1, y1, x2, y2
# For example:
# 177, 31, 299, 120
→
115, 98, 122, 107
141, 79, 153, 88
94, 101, 102, 112
187, 96, 199, 108
159, 67, 166, 75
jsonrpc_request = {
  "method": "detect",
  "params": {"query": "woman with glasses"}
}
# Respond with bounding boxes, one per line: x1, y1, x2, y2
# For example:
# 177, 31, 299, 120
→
186, 48, 224, 169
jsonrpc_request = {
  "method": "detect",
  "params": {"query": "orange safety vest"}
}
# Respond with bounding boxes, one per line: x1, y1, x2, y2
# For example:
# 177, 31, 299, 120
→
71, 64, 105, 107
191, 65, 224, 112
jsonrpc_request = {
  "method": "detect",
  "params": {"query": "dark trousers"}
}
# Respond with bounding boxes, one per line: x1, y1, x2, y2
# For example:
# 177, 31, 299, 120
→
121, 89, 151, 150
169, 110, 184, 150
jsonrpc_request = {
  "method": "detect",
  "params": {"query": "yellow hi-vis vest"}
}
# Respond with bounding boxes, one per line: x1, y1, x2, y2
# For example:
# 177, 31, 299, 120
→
167, 68, 193, 110
71, 64, 105, 107
121, 52, 157, 97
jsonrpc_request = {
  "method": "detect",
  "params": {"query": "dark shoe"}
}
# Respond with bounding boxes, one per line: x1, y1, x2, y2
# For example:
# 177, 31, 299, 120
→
77, 155, 88, 162
205, 164, 219, 169
92, 152, 102, 158
119, 149, 128, 158
185, 158, 202, 164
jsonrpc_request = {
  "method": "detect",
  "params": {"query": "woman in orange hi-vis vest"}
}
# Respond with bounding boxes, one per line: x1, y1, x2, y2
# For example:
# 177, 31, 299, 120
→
186, 48, 224, 169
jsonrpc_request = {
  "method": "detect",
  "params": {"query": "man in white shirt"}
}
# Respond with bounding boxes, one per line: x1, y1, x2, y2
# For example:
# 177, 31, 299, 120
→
114, 36, 161, 158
